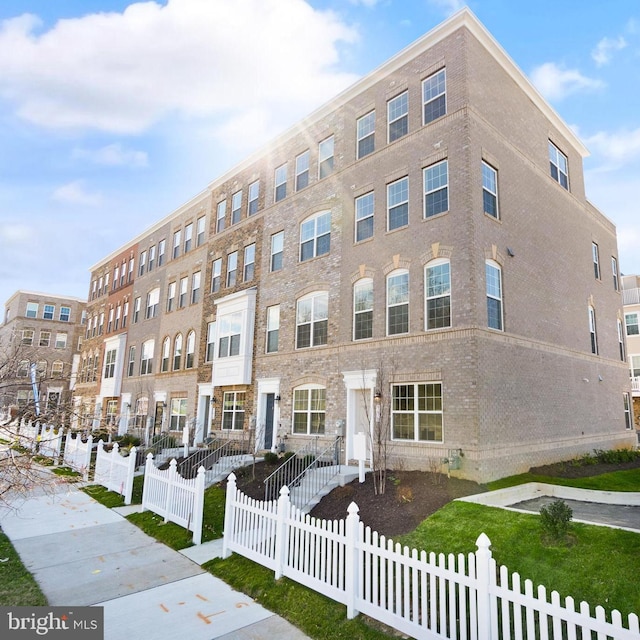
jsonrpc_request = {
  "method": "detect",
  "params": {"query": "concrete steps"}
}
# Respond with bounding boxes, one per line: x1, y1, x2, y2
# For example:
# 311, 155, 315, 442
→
289, 465, 362, 513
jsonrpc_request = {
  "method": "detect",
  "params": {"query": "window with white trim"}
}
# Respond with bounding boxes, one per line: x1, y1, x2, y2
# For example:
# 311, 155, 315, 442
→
127, 346, 135, 377
211, 258, 222, 293
173, 333, 183, 370
206, 322, 216, 362
354, 278, 373, 340
140, 339, 154, 375
21, 329, 34, 345
300, 211, 330, 261
388, 91, 408, 142
243, 244, 255, 281
424, 160, 448, 218
52, 361, 64, 378
55, 332, 67, 349
425, 259, 451, 330
387, 270, 409, 335
625, 313, 639, 336
248, 180, 260, 216
231, 191, 242, 225
318, 136, 334, 179
592, 242, 600, 280
275, 164, 287, 202
271, 231, 283, 271
266, 305, 280, 353
115, 305, 121, 330
146, 287, 160, 319
169, 398, 187, 430
624, 392, 633, 430
549, 141, 569, 189
356, 110, 375, 159
122, 301, 129, 328
107, 308, 114, 332
296, 291, 328, 348
222, 391, 245, 430
226, 251, 238, 287
185, 330, 195, 369
191, 271, 201, 304
184, 223, 193, 253
392, 383, 443, 442
422, 68, 446, 125
98, 312, 104, 335
355, 192, 374, 242
43, 304, 55, 320
128, 257, 134, 282
148, 245, 156, 271
172, 230, 181, 259
39, 330, 51, 347
104, 348, 117, 379
167, 282, 176, 312
216, 200, 226, 233
196, 216, 206, 246
179, 277, 188, 308
486, 261, 503, 331
17, 360, 29, 377
612, 256, 619, 291
161, 337, 170, 372
589, 306, 598, 354
482, 161, 499, 219
133, 297, 141, 323
218, 312, 241, 357
295, 150, 310, 191
387, 176, 408, 231
139, 250, 147, 276
293, 386, 326, 435
618, 319, 625, 362
26, 302, 38, 318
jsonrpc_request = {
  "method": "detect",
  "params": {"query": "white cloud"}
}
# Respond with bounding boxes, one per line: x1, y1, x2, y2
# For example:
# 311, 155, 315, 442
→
51, 181, 102, 206
0, 0, 359, 135
530, 62, 604, 101
591, 35, 627, 67
0, 222, 32, 244
584, 128, 640, 166
349, 0, 380, 7
72, 143, 148, 168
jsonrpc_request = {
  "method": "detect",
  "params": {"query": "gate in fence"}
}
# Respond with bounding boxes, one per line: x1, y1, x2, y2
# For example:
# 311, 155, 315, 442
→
222, 474, 640, 640
94, 440, 137, 504
62, 432, 93, 479
38, 424, 63, 461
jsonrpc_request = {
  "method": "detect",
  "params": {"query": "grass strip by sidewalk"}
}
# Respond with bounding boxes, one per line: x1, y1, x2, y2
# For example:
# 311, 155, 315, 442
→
0, 529, 47, 606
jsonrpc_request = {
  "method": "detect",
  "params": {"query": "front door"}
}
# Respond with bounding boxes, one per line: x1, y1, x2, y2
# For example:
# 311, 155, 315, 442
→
264, 393, 275, 450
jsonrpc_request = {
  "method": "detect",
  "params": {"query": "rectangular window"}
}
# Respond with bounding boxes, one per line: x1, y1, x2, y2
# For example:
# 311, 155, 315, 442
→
191, 271, 201, 304
122, 301, 128, 328
486, 262, 503, 331
184, 223, 193, 253
128, 258, 134, 282
354, 279, 373, 340
248, 180, 260, 215
21, 329, 34, 346
355, 192, 374, 242
388, 91, 408, 142
300, 212, 330, 261
205, 321, 216, 362
127, 346, 136, 377
482, 161, 499, 219
103, 274, 109, 294
104, 349, 117, 379
179, 277, 188, 308
25, 302, 38, 318
271, 231, 283, 272
425, 260, 451, 329
98, 312, 104, 335
612, 256, 619, 291
424, 160, 448, 218
243, 244, 255, 281
140, 340, 154, 375
113, 265, 119, 289
55, 332, 67, 349
158, 239, 166, 266
107, 308, 113, 332
422, 68, 446, 125
222, 391, 245, 430
618, 320, 626, 362
145, 288, 160, 319
138, 250, 147, 276
266, 305, 280, 353
387, 177, 409, 231
549, 141, 569, 190
39, 330, 51, 347
293, 387, 325, 435
296, 292, 328, 348
211, 258, 222, 293
115, 305, 121, 330
172, 230, 181, 259
60, 306, 71, 322
318, 136, 334, 179
119, 261, 126, 286
43, 304, 55, 320
231, 191, 242, 225
170, 398, 188, 430
592, 242, 600, 280
216, 200, 226, 233
295, 150, 310, 191
356, 110, 375, 159
133, 297, 141, 323
196, 216, 206, 246
218, 312, 242, 358
274, 164, 287, 202
226, 251, 238, 287
624, 392, 633, 430
392, 383, 443, 442
387, 272, 409, 335
589, 306, 598, 354
148, 245, 156, 271
625, 313, 639, 336
167, 281, 176, 312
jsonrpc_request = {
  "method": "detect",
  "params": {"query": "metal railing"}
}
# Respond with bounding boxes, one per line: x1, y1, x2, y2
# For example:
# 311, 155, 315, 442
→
631, 376, 640, 393
264, 437, 341, 507
178, 437, 251, 479
622, 287, 640, 306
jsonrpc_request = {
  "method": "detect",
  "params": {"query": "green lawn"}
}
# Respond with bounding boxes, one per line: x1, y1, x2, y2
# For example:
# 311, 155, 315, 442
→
0, 530, 47, 606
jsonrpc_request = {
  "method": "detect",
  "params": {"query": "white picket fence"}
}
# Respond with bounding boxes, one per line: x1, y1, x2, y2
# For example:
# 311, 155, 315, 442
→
62, 431, 93, 479
141, 454, 205, 545
18, 419, 40, 450
93, 440, 137, 504
222, 474, 640, 640
38, 424, 64, 461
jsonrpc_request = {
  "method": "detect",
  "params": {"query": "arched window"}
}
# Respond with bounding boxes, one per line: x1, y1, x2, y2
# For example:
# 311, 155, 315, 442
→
425, 258, 451, 330
185, 331, 196, 369
173, 333, 183, 370
353, 278, 373, 340
292, 385, 326, 435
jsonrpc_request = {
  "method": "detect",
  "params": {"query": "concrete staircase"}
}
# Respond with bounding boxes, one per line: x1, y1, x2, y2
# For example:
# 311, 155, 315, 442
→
289, 465, 362, 513
205, 454, 261, 486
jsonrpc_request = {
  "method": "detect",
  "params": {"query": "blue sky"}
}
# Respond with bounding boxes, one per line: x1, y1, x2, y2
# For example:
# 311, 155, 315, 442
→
1, 0, 640, 308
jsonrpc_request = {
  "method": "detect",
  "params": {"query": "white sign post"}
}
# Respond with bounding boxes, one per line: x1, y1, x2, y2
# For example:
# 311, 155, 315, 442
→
353, 432, 367, 483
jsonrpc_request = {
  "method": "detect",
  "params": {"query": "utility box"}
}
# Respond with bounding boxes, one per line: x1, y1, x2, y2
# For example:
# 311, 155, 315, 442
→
447, 449, 462, 470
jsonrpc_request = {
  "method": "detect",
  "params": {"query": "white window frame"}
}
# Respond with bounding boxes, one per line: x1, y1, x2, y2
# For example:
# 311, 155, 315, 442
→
625, 312, 639, 336
274, 163, 287, 202
266, 305, 280, 354
549, 140, 569, 190
295, 150, 310, 191
356, 110, 375, 159
387, 176, 409, 231
318, 136, 334, 179
205, 322, 216, 362
43, 304, 55, 320
612, 256, 619, 291
425, 258, 451, 330
172, 230, 181, 259
292, 386, 326, 435
391, 382, 443, 442
387, 270, 409, 336
355, 192, 374, 242
231, 191, 242, 225
423, 160, 449, 218
211, 258, 222, 292
592, 242, 600, 280
486, 260, 503, 331
146, 287, 160, 319
196, 216, 206, 246
26, 302, 38, 318
226, 251, 238, 287
161, 336, 171, 372
173, 333, 183, 370
296, 291, 329, 349
388, 91, 408, 142
248, 180, 260, 216
222, 391, 245, 430
218, 312, 242, 358
55, 332, 68, 349
422, 68, 446, 125
216, 200, 226, 233
271, 231, 284, 272
300, 211, 331, 262
185, 330, 196, 369
353, 278, 373, 340
167, 281, 176, 312
179, 277, 188, 308
589, 306, 598, 355
140, 339, 154, 375
482, 161, 499, 219
243, 244, 255, 282
184, 222, 193, 253
191, 271, 201, 304
139, 250, 147, 276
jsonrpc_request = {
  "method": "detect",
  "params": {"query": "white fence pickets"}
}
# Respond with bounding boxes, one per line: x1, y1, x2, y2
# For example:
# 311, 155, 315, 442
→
94, 440, 137, 504
141, 454, 205, 545
38, 424, 63, 461
62, 431, 93, 479
18, 419, 40, 450
222, 473, 639, 640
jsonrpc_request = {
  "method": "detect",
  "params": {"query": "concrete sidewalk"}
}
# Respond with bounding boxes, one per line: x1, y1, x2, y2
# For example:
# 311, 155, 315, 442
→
0, 483, 310, 640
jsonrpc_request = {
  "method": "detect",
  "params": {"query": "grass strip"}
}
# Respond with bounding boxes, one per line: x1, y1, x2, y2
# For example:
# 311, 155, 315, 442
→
0, 529, 47, 606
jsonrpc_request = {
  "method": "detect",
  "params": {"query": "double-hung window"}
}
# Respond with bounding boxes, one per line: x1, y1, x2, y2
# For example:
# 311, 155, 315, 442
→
223, 391, 245, 430
127, 346, 136, 377
205, 322, 216, 362
387, 177, 408, 231
388, 91, 408, 142
243, 244, 255, 281
161, 337, 170, 372
486, 261, 503, 331
248, 180, 260, 215
197, 216, 206, 246
185, 330, 195, 369
39, 330, 51, 347
589, 306, 598, 354
274, 164, 287, 202
133, 297, 141, 323
624, 393, 633, 430
392, 383, 443, 442
296, 292, 328, 348
266, 305, 280, 353
170, 398, 187, 430
295, 151, 310, 191
173, 334, 183, 370
482, 162, 499, 219
146, 288, 160, 319
211, 258, 222, 293
271, 231, 284, 271
172, 230, 181, 259
618, 319, 626, 362
167, 282, 176, 312
140, 339, 154, 375
424, 160, 448, 218
216, 200, 226, 233
139, 250, 147, 276
25, 302, 38, 318
60, 306, 71, 322
318, 136, 334, 179
612, 257, 619, 291
356, 110, 375, 159
218, 312, 241, 357
549, 141, 569, 189
300, 211, 330, 261
22, 329, 34, 346
43, 304, 55, 320
625, 313, 639, 336
355, 192, 374, 242
104, 349, 117, 379
184, 223, 193, 253
353, 279, 373, 340
231, 191, 242, 225
422, 68, 446, 125
425, 259, 451, 329
191, 271, 201, 304
178, 277, 188, 308
592, 242, 600, 280
293, 387, 326, 435
226, 251, 238, 287
147, 245, 155, 272
387, 271, 409, 335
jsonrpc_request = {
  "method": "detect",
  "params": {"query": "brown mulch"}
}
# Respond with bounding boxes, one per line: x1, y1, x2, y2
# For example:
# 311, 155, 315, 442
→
223, 456, 640, 539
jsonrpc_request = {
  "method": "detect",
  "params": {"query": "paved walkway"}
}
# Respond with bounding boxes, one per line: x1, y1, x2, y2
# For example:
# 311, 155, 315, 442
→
0, 483, 310, 640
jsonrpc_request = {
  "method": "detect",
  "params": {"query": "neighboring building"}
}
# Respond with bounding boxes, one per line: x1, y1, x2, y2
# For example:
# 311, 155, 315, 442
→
621, 275, 640, 429
71, 8, 634, 481
0, 290, 86, 418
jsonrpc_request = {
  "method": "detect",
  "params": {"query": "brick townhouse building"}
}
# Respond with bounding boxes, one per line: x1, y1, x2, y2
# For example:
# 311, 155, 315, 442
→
622, 274, 640, 427
72, 8, 635, 481
0, 290, 86, 418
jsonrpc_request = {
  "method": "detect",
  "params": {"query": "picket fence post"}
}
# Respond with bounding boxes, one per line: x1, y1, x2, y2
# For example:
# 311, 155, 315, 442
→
141, 452, 154, 511
345, 502, 361, 619
222, 472, 237, 559
191, 465, 205, 545
274, 485, 290, 580
124, 446, 137, 505
475, 533, 492, 640
164, 459, 178, 522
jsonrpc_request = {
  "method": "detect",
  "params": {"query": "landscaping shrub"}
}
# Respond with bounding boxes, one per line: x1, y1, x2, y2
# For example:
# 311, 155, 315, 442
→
540, 499, 573, 543
263, 451, 279, 465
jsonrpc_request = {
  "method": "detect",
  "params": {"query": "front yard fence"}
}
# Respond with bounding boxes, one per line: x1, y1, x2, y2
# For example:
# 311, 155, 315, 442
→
141, 453, 205, 544
222, 473, 640, 640
62, 431, 93, 479
94, 440, 137, 504
38, 424, 63, 461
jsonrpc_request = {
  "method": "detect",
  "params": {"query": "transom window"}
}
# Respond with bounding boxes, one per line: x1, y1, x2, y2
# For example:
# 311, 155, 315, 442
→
355, 192, 374, 242
425, 259, 451, 330
223, 391, 245, 430
625, 313, 639, 336
422, 68, 446, 125
300, 211, 330, 261
392, 383, 443, 442
424, 160, 448, 218
482, 162, 499, 219
388, 91, 408, 142
318, 136, 334, 179
275, 164, 287, 202
549, 141, 569, 190
295, 150, 310, 191
486, 261, 503, 331
387, 177, 409, 231
353, 278, 373, 340
387, 270, 409, 335
296, 292, 328, 348
293, 386, 326, 435
357, 110, 375, 159
218, 312, 242, 358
